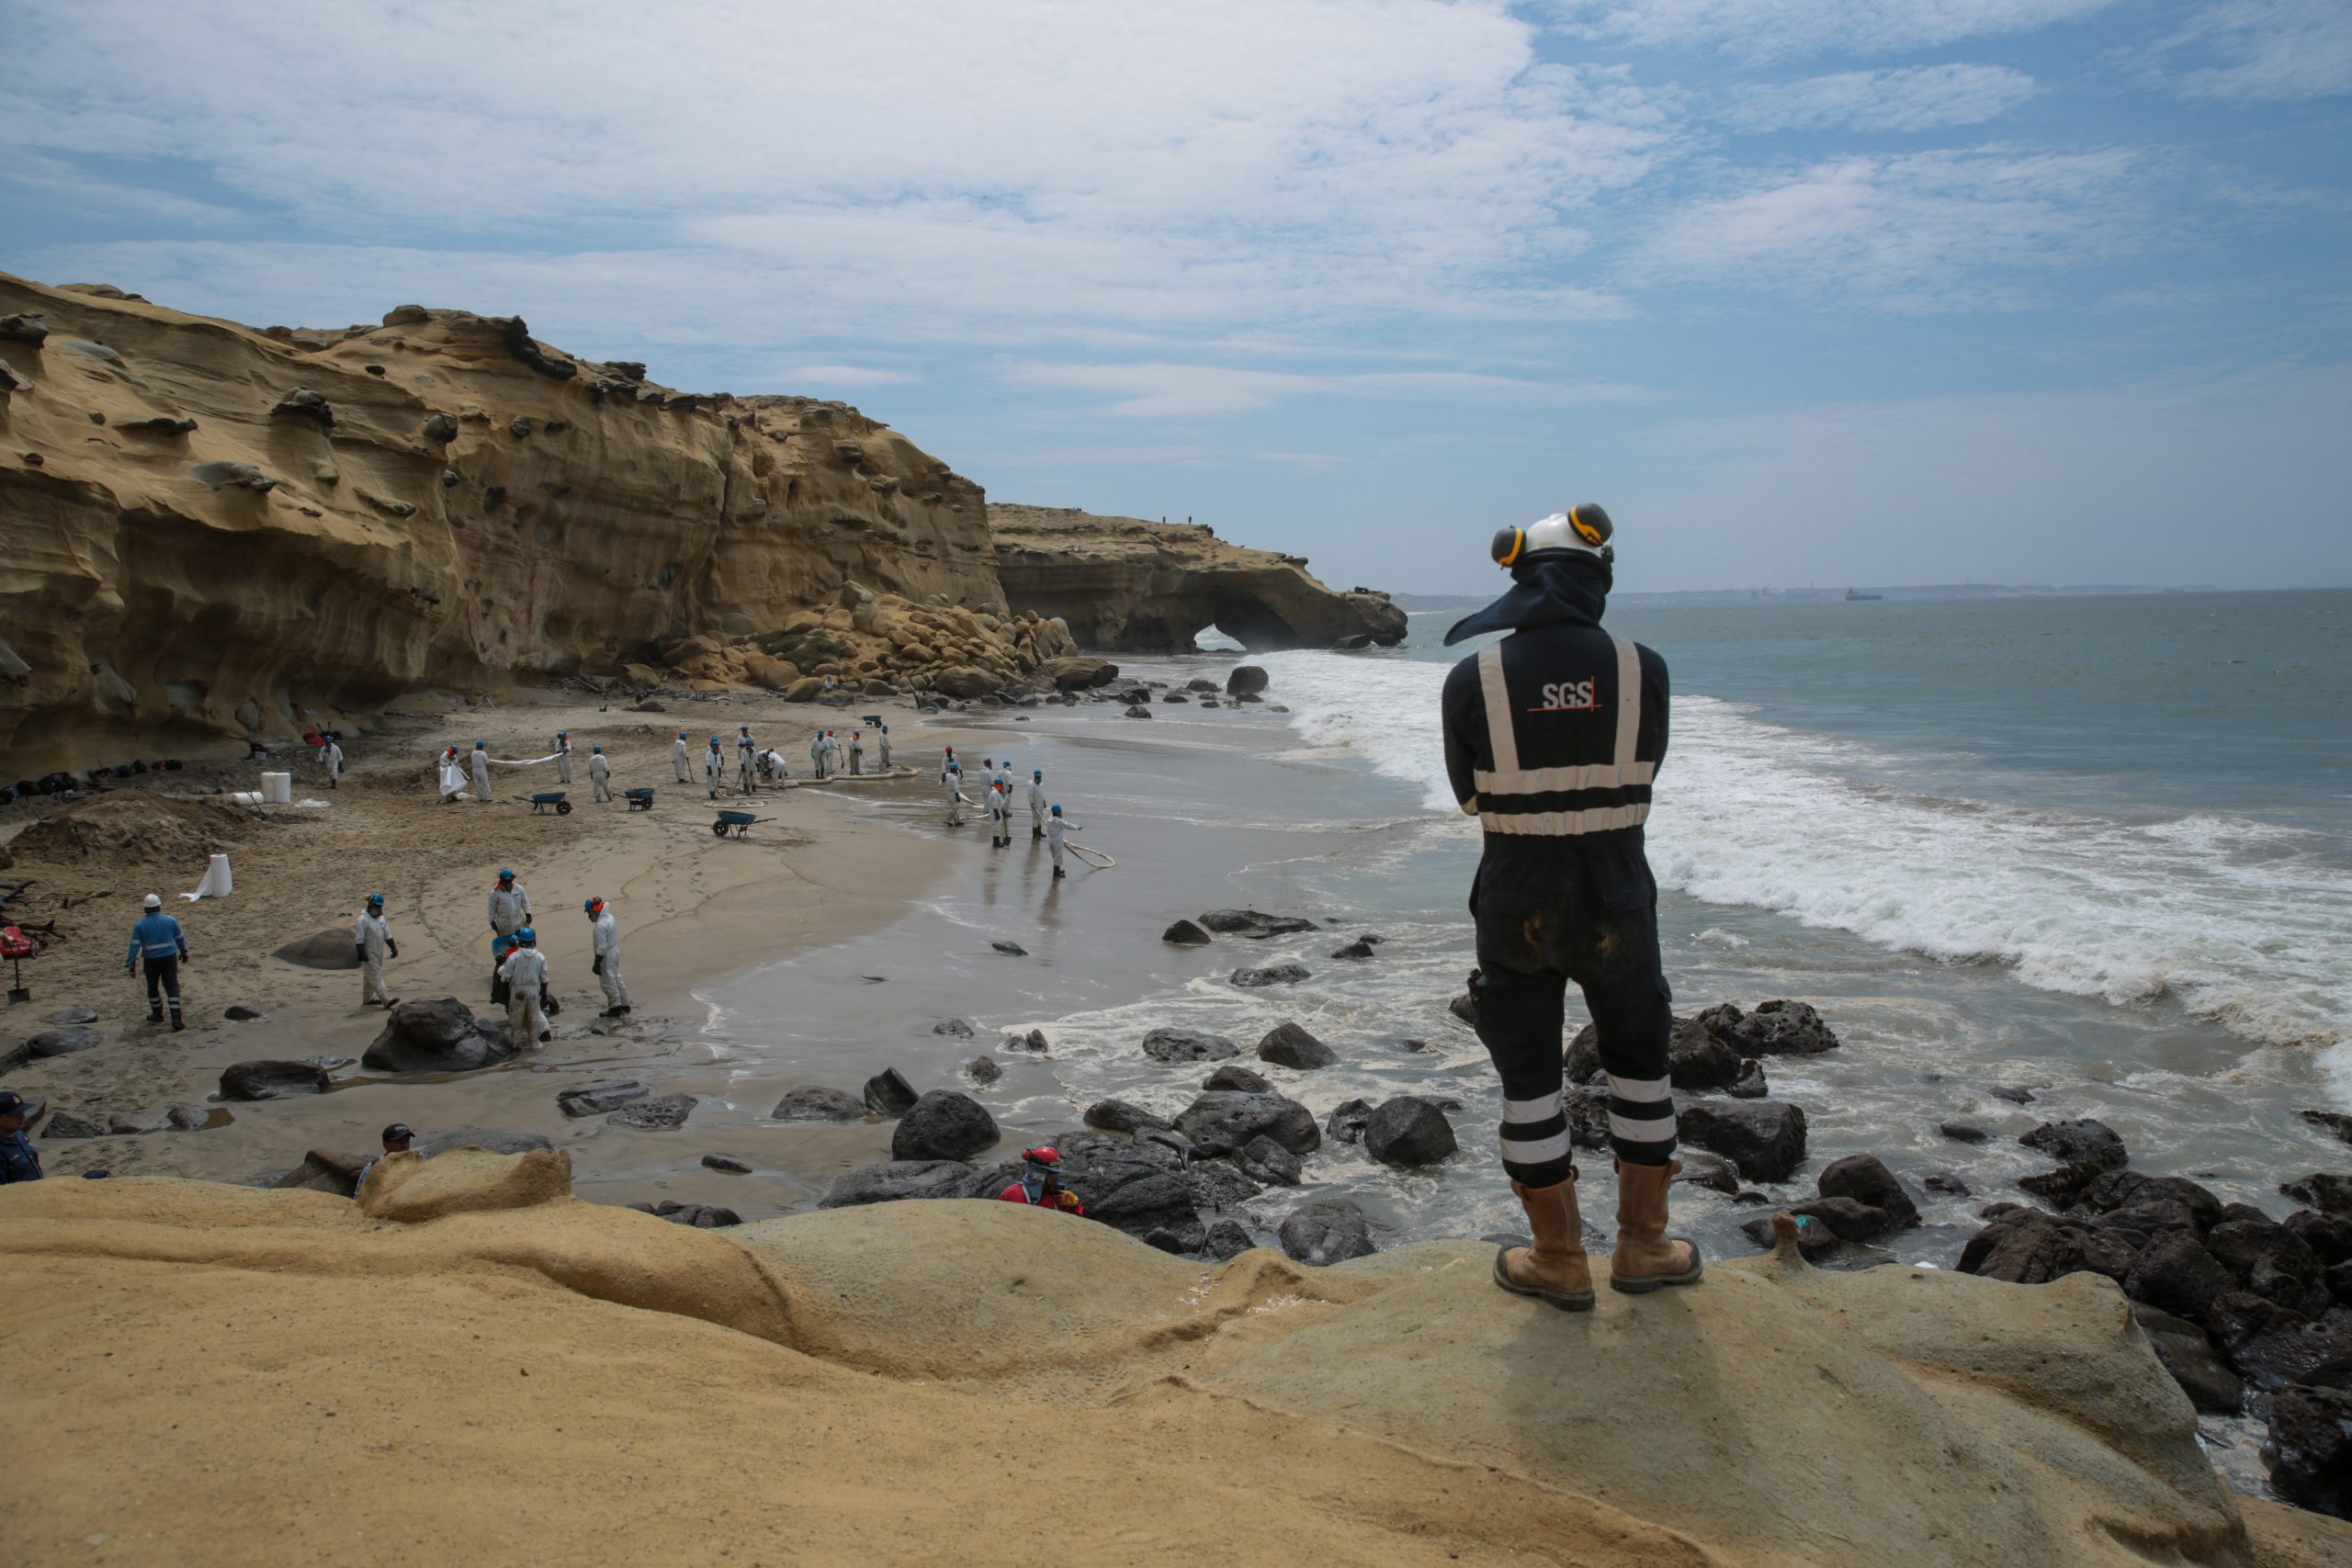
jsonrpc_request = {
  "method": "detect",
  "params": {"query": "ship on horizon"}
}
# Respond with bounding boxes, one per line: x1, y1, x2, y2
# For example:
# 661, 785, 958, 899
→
1846, 588, 1883, 601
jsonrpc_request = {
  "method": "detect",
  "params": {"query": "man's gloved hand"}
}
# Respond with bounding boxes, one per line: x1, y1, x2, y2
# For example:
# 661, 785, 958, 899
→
1054, 1190, 1082, 1212
592, 955, 603, 975
355, 946, 368, 964
388, 941, 399, 959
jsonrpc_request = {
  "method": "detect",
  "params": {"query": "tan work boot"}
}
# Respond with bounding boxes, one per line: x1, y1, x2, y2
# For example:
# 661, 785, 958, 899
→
1492, 1173, 1596, 1312
1611, 1158, 1704, 1293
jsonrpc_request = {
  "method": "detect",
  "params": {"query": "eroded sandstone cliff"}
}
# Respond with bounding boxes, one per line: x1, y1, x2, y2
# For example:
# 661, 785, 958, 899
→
990, 503, 1408, 653
0, 275, 1023, 771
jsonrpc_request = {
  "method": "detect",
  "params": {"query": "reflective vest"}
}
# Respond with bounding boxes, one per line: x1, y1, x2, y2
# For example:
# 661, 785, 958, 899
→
1465, 635, 1654, 837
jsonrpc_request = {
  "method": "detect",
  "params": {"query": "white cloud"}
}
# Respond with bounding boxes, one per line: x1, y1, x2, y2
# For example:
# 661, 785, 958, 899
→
1543, 0, 2114, 61
0, 0, 1668, 348
1000, 360, 1649, 417
2161, 0, 2352, 102
782, 365, 912, 388
1640, 147, 2151, 309
1724, 64, 2041, 131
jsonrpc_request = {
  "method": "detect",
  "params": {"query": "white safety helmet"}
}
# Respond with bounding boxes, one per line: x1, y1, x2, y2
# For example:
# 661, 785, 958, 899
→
1490, 502, 1613, 570
143, 893, 163, 909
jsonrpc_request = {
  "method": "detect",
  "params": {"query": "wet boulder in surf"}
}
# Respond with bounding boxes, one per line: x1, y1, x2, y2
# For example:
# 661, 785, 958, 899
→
1280, 1197, 1375, 1266
1678, 1100, 1807, 1183
1141, 1027, 1241, 1064
2264, 1383, 2352, 1517
890, 1090, 1000, 1161
1225, 665, 1270, 696
1236, 1135, 1304, 1187
1083, 1099, 1172, 1134
1701, 999, 1841, 1056
819, 1159, 989, 1208
1231, 963, 1310, 988
1363, 1097, 1457, 1168
2281, 1173, 2352, 1219
218, 1059, 332, 1100
1257, 1021, 1336, 1070
558, 1079, 649, 1118
1567, 1014, 1740, 1090
1815, 1154, 1919, 1232
1161, 919, 1213, 946
2131, 1303, 2245, 1415
862, 1067, 920, 1117
1198, 909, 1315, 939
1204, 1064, 1272, 1094
1324, 1098, 1374, 1145
1174, 1089, 1320, 1157
2020, 1118, 2128, 1174
774, 1086, 866, 1122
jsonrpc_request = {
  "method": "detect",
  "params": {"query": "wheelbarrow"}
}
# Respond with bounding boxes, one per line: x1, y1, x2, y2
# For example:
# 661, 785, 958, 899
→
713, 810, 771, 839
624, 787, 656, 812
530, 791, 572, 816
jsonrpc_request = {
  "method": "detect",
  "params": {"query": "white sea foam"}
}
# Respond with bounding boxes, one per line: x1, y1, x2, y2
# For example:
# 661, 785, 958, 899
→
1252, 649, 2352, 1066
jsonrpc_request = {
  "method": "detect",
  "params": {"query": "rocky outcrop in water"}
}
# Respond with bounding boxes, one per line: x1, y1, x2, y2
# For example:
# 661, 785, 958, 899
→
989, 503, 1407, 652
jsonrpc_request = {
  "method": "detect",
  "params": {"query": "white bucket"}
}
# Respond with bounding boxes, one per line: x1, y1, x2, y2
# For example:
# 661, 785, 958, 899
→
260, 771, 292, 805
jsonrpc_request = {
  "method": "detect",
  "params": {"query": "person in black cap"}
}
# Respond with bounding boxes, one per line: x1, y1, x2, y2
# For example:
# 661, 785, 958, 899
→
0, 1091, 44, 1183
353, 1122, 417, 1197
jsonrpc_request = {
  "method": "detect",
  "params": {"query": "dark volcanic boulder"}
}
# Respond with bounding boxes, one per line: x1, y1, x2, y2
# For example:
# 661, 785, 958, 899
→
2300, 1109, 2352, 1148
1232, 963, 1310, 988
1257, 1022, 1336, 1070
223, 1002, 266, 1021
1939, 1122, 1992, 1145
890, 1090, 1000, 1161
606, 1093, 695, 1131
1203, 1218, 1259, 1261
1053, 1134, 1205, 1253
2122, 1233, 2235, 1323
1742, 1212, 1840, 1260
1189, 1158, 1264, 1210
1788, 1196, 1903, 1243
1083, 1099, 1172, 1134
966, 1055, 1001, 1085
1728, 1059, 1769, 1099
28, 1026, 102, 1058
558, 1079, 648, 1118
1174, 1090, 1320, 1157
1816, 1155, 1919, 1232
1141, 1028, 1240, 1064
1329, 940, 1376, 961
2019, 1118, 2128, 1173
361, 998, 511, 1074
1204, 1064, 1272, 1094
1678, 1100, 1806, 1183
42, 1112, 104, 1139
862, 1067, 920, 1117
1566, 1014, 1740, 1090
2206, 1219, 2335, 1318
1236, 1135, 1305, 1187
1564, 1086, 1611, 1150
1162, 919, 1213, 946
773, 1086, 865, 1122
2075, 1170, 2222, 1228
2282, 1173, 2352, 1218
1325, 1098, 1374, 1145
932, 1017, 977, 1038
2264, 1383, 2352, 1518
1280, 1198, 1375, 1266
2018, 1160, 2109, 1208
2211, 1295, 2352, 1393
1958, 1209, 2090, 1285
820, 1160, 984, 1208
1733, 998, 1840, 1055
1363, 1097, 1457, 1168
1197, 909, 1315, 939
2131, 1303, 2244, 1415
1225, 665, 1270, 696
219, 1059, 331, 1100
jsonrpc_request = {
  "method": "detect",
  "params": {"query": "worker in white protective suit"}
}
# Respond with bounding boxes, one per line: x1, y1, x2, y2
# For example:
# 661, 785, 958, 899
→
496, 928, 551, 1047
737, 728, 757, 795
437, 746, 466, 803
992, 759, 1013, 805
760, 748, 788, 785
809, 731, 828, 780
1046, 804, 1080, 879
876, 724, 891, 771
556, 731, 574, 784
469, 740, 495, 803
823, 730, 842, 775
488, 869, 532, 939
586, 897, 630, 1017
1027, 769, 1047, 840
704, 736, 726, 800
355, 892, 398, 1008
323, 737, 345, 790
987, 781, 1011, 848
673, 730, 691, 784
848, 731, 864, 775
589, 745, 613, 803
944, 763, 967, 827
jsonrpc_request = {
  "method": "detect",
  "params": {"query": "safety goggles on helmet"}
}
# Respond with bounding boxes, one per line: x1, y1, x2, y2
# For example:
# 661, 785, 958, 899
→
1023, 1146, 1061, 1168
1489, 502, 1613, 570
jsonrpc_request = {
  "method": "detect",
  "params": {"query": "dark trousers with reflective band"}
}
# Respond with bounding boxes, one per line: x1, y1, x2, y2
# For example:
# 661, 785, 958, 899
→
142, 955, 182, 1015
1470, 889, 1675, 1184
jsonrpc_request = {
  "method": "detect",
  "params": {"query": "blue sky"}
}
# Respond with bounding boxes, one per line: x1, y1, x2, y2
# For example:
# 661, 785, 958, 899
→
4, 0, 2347, 594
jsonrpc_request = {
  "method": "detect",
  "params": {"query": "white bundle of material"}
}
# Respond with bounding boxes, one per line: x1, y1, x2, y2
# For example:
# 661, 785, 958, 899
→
259, 772, 292, 804
181, 853, 233, 902
489, 752, 563, 768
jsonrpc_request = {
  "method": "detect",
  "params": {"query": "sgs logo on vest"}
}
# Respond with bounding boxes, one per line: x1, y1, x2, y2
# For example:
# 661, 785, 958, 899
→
1532, 679, 1599, 713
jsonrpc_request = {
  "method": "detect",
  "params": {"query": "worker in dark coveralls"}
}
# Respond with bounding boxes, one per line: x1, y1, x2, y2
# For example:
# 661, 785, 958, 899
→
1442, 503, 1702, 1311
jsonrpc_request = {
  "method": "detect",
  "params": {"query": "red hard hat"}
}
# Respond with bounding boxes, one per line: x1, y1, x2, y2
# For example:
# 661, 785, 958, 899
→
1023, 1145, 1061, 1168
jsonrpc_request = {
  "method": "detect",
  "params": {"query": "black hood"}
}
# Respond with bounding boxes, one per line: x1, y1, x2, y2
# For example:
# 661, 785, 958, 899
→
1442, 554, 1612, 646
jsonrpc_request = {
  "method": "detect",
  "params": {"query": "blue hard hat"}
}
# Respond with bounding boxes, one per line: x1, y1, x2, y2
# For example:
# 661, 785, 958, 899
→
679, 730, 687, 738
367, 892, 384, 907
592, 744, 602, 752
497, 868, 514, 880
474, 739, 485, 748
515, 926, 537, 943
582, 897, 597, 912
1033, 770, 1042, 779
1051, 804, 1062, 815
710, 735, 720, 742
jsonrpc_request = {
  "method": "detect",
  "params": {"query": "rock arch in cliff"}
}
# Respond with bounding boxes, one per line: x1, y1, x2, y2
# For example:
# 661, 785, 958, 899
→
989, 505, 1406, 654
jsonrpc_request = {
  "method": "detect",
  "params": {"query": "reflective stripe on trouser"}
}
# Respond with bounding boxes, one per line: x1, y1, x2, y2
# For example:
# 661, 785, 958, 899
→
1468, 897, 1675, 1172
144, 956, 183, 1014
507, 990, 548, 1045
599, 958, 630, 1009
1470, 637, 1651, 836
363, 953, 390, 1004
